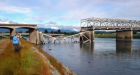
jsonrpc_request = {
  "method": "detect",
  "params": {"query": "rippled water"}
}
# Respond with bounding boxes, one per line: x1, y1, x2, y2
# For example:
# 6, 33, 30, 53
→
41, 38, 140, 75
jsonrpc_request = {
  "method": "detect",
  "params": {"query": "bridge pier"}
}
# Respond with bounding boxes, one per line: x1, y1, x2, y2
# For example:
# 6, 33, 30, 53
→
116, 30, 133, 41
80, 30, 94, 44
9, 28, 40, 44
10, 28, 16, 36
37, 31, 45, 44
29, 29, 38, 44
36, 31, 41, 44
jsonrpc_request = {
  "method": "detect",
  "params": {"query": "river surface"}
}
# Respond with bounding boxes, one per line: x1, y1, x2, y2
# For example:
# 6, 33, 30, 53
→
41, 38, 140, 75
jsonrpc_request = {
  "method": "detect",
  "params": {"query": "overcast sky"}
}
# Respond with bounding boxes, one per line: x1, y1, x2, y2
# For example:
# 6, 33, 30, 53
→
0, 0, 140, 26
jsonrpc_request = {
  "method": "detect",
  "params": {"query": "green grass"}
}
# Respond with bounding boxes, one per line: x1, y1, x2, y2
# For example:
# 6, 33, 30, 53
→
133, 34, 140, 38
95, 33, 116, 38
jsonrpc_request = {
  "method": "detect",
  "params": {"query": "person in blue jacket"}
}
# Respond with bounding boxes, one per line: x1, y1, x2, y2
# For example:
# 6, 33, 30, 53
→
12, 34, 21, 52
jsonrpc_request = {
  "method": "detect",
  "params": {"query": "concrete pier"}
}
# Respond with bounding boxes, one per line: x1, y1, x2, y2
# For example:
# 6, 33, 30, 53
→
10, 28, 16, 36
29, 29, 37, 44
116, 30, 133, 41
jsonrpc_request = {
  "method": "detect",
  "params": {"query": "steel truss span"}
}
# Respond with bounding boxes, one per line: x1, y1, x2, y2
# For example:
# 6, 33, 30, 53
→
81, 17, 140, 30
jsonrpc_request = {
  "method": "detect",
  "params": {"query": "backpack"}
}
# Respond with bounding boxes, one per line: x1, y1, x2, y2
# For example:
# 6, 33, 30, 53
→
12, 36, 20, 45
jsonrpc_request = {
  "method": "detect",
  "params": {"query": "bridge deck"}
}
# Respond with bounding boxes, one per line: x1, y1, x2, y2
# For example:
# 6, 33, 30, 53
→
0, 24, 37, 29
0, 24, 36, 26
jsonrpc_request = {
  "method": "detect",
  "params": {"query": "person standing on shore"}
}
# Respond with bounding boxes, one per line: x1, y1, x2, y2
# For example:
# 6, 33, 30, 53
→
12, 33, 21, 52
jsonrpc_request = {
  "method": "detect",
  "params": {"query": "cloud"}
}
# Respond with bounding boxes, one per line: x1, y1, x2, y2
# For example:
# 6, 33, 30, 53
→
56, 0, 140, 20
42, 0, 140, 26
0, 2, 32, 14
110, 0, 140, 19
0, 0, 140, 25
60, 9, 106, 21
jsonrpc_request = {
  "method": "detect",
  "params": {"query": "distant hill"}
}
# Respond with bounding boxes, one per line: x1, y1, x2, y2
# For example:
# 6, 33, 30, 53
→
38, 28, 79, 34
0, 20, 80, 33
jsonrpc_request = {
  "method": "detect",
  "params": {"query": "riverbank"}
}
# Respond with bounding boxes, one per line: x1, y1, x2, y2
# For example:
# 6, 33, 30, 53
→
0, 39, 75, 75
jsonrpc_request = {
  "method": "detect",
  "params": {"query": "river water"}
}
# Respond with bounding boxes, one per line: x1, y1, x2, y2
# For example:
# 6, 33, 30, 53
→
41, 38, 140, 75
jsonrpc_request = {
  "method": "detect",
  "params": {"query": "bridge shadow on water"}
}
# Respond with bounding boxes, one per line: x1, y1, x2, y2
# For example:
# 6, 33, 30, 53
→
79, 40, 136, 56
80, 43, 94, 55
116, 41, 132, 54
116, 40, 140, 58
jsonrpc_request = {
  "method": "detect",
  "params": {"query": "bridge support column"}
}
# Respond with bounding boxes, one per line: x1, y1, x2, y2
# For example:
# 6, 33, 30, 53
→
10, 28, 16, 36
36, 31, 44, 44
36, 31, 42, 44
29, 29, 38, 44
80, 31, 94, 44
116, 30, 133, 41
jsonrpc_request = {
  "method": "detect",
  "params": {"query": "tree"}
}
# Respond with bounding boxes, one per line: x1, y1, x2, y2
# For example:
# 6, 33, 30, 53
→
44, 29, 48, 33
57, 29, 61, 33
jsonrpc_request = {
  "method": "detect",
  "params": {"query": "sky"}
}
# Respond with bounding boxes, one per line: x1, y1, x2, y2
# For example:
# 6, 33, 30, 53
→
0, 0, 140, 27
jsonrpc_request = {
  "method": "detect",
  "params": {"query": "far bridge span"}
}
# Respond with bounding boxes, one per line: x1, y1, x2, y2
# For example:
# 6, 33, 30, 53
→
80, 17, 140, 44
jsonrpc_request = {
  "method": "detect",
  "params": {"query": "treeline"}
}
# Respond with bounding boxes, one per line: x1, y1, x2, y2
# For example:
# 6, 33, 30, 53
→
95, 33, 140, 38
95, 33, 116, 38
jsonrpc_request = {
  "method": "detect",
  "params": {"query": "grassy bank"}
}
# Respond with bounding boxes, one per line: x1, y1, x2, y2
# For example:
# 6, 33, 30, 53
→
0, 39, 75, 75
0, 39, 52, 75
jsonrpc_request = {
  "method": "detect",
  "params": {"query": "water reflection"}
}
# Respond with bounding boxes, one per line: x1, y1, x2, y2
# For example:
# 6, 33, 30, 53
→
80, 43, 94, 54
116, 40, 132, 54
